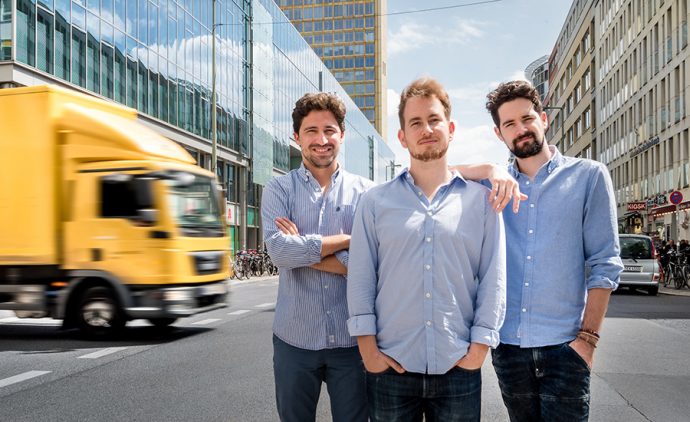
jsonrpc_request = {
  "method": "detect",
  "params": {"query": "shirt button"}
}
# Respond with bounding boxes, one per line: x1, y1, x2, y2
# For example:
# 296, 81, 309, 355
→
326, 310, 331, 315
525, 282, 529, 286
526, 256, 532, 260
425, 264, 431, 270
425, 292, 431, 298
426, 320, 432, 326
418, 191, 423, 196
426, 237, 432, 242
329, 335, 335, 343
522, 308, 527, 312
530, 204, 535, 208
526, 181, 530, 185
324, 285, 329, 289
528, 229, 534, 234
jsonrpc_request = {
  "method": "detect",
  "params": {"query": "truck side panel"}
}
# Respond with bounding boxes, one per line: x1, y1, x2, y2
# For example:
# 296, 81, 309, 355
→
0, 91, 58, 265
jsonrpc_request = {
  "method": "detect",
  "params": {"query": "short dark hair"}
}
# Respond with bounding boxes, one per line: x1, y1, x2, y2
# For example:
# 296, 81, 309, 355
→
485, 80, 543, 127
292, 92, 346, 134
398, 78, 451, 128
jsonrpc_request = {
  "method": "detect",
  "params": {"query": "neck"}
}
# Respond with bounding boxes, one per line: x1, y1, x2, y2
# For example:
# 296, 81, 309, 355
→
515, 145, 553, 179
304, 161, 338, 188
409, 156, 452, 199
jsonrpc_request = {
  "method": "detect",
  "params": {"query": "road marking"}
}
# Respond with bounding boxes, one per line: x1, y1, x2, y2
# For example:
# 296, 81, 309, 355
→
192, 318, 221, 325
228, 310, 251, 315
0, 371, 51, 388
255, 302, 275, 308
78, 347, 129, 359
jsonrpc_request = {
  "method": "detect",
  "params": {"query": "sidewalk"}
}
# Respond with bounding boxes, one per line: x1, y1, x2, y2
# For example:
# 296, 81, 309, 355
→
658, 283, 690, 296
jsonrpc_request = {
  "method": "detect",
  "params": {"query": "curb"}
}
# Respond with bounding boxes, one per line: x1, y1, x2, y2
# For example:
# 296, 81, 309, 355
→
658, 286, 690, 297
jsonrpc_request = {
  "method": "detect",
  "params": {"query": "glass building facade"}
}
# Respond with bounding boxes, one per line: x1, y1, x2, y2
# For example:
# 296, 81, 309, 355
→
276, 0, 387, 137
0, 0, 393, 250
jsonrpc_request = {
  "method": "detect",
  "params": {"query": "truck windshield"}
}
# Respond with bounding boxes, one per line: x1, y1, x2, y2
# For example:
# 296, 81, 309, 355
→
164, 173, 224, 236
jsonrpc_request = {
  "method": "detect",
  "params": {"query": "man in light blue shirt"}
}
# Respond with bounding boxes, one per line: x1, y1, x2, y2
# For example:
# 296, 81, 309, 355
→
261, 93, 373, 422
478, 80, 623, 421
347, 78, 506, 422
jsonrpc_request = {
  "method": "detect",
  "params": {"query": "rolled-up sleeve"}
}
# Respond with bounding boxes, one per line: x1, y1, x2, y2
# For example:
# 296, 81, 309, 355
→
584, 165, 624, 290
260, 179, 322, 269
471, 201, 507, 348
346, 192, 379, 337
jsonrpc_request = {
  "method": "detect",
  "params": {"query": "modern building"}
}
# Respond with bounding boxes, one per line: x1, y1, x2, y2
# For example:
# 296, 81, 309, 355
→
0, 0, 394, 252
544, 0, 690, 242
595, 0, 689, 240
275, 0, 387, 137
544, 0, 596, 162
525, 55, 550, 103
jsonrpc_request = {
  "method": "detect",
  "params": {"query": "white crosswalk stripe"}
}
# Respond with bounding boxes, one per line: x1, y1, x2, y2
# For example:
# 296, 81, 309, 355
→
0, 371, 51, 388
191, 318, 221, 325
78, 347, 129, 359
255, 302, 275, 308
228, 310, 251, 315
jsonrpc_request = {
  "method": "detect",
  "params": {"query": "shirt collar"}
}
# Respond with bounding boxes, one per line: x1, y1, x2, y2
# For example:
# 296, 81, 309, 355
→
509, 145, 564, 178
398, 167, 467, 187
298, 162, 342, 184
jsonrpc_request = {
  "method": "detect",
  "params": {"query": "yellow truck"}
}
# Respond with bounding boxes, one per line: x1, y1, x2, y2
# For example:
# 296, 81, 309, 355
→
0, 85, 229, 337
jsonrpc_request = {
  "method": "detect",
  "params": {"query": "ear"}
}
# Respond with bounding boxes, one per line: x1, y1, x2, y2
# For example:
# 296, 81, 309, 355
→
449, 120, 456, 142
540, 111, 548, 131
493, 126, 504, 142
398, 129, 408, 149
294, 132, 301, 146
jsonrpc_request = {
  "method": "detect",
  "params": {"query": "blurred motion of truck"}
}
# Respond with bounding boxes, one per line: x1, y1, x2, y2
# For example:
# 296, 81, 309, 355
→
0, 85, 229, 337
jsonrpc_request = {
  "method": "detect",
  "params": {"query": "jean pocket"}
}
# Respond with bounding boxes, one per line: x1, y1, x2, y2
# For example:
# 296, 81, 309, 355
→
366, 366, 397, 376
563, 343, 592, 372
452, 365, 482, 374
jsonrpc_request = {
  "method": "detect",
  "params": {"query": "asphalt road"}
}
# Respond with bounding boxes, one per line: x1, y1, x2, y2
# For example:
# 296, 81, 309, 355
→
1, 279, 689, 421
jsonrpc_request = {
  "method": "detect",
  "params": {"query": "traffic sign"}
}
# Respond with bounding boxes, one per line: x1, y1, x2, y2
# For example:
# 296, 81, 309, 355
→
670, 191, 683, 205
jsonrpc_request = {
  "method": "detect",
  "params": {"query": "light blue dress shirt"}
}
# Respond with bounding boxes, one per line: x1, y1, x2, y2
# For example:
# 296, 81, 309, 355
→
347, 170, 506, 375
261, 164, 375, 350
495, 146, 623, 347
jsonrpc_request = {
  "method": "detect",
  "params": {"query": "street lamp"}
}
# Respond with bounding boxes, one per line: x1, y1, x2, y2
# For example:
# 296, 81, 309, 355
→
386, 160, 401, 181
543, 105, 565, 149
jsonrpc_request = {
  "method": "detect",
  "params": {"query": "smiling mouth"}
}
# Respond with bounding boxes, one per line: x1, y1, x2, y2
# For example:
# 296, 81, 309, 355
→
311, 146, 333, 153
418, 139, 437, 145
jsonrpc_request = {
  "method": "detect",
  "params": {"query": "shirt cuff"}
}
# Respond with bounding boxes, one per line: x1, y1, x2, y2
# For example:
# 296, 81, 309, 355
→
347, 314, 377, 337
586, 277, 619, 291
334, 250, 349, 267
470, 326, 500, 348
305, 234, 323, 261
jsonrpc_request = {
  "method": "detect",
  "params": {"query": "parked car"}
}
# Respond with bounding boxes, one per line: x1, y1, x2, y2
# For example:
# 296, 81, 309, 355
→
618, 234, 661, 295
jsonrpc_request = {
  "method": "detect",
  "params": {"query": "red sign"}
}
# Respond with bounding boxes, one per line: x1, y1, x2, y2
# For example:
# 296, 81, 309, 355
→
670, 191, 684, 205
678, 201, 690, 211
627, 202, 647, 211
649, 204, 677, 217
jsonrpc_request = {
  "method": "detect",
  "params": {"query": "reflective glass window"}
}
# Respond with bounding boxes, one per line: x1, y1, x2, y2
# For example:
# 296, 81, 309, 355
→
37, 8, 54, 74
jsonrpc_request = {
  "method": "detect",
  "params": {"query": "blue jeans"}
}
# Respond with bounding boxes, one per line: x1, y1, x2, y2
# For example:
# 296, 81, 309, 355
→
492, 342, 591, 422
365, 367, 481, 422
272, 335, 367, 422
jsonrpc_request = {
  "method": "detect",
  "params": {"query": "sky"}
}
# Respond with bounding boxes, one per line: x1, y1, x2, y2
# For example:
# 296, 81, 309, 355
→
383, 0, 572, 169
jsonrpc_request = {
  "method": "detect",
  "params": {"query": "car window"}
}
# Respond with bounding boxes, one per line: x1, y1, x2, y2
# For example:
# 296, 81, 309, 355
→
620, 237, 652, 259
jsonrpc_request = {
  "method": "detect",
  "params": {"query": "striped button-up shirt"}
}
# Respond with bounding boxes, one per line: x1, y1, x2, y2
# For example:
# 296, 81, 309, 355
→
261, 163, 375, 350
347, 170, 506, 374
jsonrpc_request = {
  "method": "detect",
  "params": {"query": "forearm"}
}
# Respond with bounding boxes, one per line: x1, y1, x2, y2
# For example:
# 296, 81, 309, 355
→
264, 232, 322, 269
581, 288, 613, 333
310, 254, 347, 275
320, 234, 351, 257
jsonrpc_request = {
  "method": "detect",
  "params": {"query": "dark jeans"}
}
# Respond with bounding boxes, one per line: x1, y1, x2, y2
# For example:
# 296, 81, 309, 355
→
492, 342, 591, 422
272, 335, 367, 422
365, 367, 482, 422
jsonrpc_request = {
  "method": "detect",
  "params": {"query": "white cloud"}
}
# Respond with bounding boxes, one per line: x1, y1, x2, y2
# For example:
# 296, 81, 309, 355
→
507, 70, 529, 82
387, 88, 400, 118
388, 19, 486, 56
448, 125, 509, 165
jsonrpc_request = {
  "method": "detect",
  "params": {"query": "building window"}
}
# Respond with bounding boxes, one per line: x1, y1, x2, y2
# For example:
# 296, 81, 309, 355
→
16, 0, 36, 66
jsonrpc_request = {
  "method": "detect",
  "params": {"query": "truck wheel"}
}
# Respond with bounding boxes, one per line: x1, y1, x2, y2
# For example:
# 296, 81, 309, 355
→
147, 318, 177, 328
77, 286, 125, 338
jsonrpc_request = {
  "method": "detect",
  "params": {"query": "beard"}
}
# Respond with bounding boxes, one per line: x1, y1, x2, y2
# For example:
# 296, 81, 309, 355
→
303, 153, 336, 169
410, 144, 449, 162
510, 131, 544, 159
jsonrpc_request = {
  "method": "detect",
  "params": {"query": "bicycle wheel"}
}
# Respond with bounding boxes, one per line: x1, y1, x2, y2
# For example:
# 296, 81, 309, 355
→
683, 266, 690, 289
674, 267, 685, 290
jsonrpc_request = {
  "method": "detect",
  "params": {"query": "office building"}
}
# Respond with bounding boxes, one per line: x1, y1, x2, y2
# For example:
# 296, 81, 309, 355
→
525, 55, 550, 103
276, 0, 387, 136
0, 0, 394, 251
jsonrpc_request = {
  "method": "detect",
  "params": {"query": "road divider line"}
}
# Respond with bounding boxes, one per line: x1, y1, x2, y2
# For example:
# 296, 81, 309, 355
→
228, 310, 251, 315
255, 302, 276, 308
78, 347, 129, 359
0, 371, 51, 388
192, 318, 221, 325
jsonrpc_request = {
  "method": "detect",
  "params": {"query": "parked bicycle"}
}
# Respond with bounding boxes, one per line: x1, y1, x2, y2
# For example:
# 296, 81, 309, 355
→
663, 249, 688, 289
